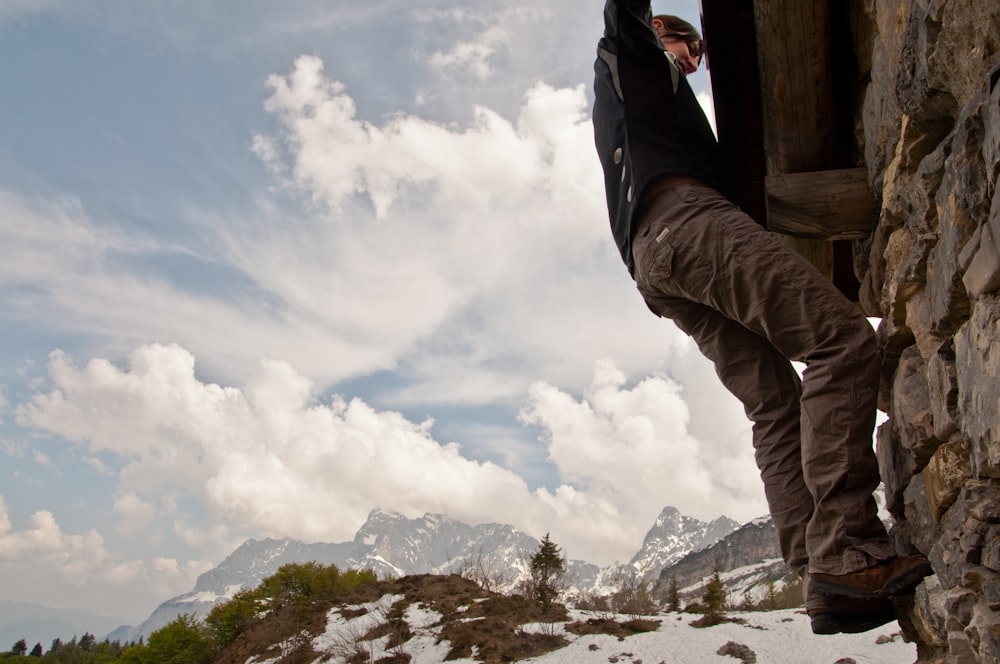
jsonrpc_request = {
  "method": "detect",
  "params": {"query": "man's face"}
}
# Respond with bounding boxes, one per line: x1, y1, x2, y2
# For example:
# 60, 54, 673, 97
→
662, 39, 700, 74
652, 18, 701, 75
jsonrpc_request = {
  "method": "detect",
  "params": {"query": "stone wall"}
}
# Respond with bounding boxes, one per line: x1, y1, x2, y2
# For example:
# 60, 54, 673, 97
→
853, 0, 1000, 661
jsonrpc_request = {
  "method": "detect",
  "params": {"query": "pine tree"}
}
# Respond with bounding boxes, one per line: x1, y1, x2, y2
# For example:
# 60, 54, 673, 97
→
702, 569, 728, 624
11, 639, 27, 655
666, 574, 680, 612
764, 579, 778, 610
529, 533, 565, 611
79, 632, 96, 651
29, 642, 43, 657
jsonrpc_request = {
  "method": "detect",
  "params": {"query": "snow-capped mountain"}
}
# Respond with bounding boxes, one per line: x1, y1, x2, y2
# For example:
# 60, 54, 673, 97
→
653, 516, 788, 607
110, 506, 749, 642
628, 506, 740, 579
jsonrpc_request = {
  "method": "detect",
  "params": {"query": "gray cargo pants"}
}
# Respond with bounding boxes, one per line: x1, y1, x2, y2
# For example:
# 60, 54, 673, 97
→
631, 182, 896, 575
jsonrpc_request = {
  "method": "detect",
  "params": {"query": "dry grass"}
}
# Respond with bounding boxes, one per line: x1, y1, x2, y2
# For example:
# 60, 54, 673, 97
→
213, 574, 663, 663
565, 616, 662, 638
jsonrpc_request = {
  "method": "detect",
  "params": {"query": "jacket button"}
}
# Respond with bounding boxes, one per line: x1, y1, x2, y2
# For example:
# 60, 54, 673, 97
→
613, 147, 622, 164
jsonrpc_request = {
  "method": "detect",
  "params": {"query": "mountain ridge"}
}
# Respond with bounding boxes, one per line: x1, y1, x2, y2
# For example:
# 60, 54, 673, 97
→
105, 506, 770, 643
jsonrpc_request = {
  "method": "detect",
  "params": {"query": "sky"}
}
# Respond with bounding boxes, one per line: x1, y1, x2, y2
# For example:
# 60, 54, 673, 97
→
0, 0, 773, 626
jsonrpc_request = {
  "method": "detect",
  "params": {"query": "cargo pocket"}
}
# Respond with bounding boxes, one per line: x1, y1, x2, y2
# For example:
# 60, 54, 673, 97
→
637, 235, 676, 295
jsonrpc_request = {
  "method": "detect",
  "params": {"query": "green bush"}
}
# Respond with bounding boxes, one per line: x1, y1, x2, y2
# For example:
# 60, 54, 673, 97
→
119, 615, 214, 664
205, 562, 378, 649
205, 587, 261, 645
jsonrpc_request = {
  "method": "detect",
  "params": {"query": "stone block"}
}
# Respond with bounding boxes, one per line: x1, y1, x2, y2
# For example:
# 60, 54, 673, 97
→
955, 297, 1000, 477
927, 94, 990, 337
883, 130, 949, 237
863, 0, 911, 189
906, 472, 942, 554
923, 438, 973, 522
984, 526, 1000, 574
932, 482, 1000, 588
930, 530, 962, 589
945, 585, 978, 627
907, 289, 948, 360
897, 4, 955, 125
877, 319, 916, 412
963, 566, 1000, 596
985, 576, 1000, 610
985, 64, 1000, 185
962, 222, 1000, 298
968, 603, 1000, 664
931, 1, 1000, 116
927, 339, 960, 439
902, 576, 948, 651
883, 225, 921, 325
946, 632, 980, 664
984, 623, 1000, 664
893, 345, 943, 469
879, 418, 915, 516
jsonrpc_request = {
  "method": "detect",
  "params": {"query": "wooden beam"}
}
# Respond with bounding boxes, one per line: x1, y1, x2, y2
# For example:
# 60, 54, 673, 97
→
752, 0, 837, 282
700, 0, 768, 228
766, 168, 876, 240
701, 0, 870, 300
753, 0, 835, 171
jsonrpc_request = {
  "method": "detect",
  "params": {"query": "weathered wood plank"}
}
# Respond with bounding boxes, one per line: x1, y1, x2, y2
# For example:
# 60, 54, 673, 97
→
753, 0, 835, 172
766, 167, 876, 240
753, 0, 836, 282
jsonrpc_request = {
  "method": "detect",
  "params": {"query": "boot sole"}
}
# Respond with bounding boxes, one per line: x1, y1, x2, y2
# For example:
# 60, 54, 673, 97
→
811, 610, 897, 635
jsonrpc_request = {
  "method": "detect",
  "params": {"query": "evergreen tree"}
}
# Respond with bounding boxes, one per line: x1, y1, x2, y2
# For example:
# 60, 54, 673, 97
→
11, 639, 27, 656
666, 574, 680, 612
702, 569, 728, 624
29, 642, 42, 657
49, 637, 63, 653
763, 579, 778, 610
79, 632, 96, 651
528, 533, 565, 611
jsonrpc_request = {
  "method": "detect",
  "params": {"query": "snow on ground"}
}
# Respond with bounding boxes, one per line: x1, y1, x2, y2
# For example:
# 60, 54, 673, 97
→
514, 609, 917, 664
308, 601, 916, 664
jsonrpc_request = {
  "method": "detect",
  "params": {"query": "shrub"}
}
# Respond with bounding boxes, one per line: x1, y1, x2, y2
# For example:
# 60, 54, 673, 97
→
205, 587, 261, 645
119, 614, 215, 664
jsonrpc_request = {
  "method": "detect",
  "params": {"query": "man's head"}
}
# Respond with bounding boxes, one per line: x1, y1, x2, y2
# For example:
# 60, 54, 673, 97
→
652, 14, 704, 74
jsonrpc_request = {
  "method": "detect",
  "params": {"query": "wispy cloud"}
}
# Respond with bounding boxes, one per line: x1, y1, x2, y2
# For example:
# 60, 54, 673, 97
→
0, 494, 212, 617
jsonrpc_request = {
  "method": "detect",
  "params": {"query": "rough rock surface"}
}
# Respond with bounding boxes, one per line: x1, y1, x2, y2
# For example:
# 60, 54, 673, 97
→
854, 0, 1000, 660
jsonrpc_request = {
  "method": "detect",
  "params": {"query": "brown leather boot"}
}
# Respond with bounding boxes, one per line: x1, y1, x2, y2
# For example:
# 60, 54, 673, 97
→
809, 554, 933, 600
806, 590, 897, 635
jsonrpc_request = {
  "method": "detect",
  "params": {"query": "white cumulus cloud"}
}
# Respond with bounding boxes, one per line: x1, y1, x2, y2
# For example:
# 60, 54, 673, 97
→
15, 343, 766, 569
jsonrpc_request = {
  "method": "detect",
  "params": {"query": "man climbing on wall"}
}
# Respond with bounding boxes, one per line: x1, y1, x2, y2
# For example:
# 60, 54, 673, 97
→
592, 0, 933, 635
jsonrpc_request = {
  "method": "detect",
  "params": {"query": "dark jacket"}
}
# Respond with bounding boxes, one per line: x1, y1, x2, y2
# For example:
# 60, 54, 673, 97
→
593, 0, 731, 275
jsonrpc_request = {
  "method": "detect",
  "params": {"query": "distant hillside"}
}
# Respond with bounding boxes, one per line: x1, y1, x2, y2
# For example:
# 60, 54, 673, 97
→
0, 601, 126, 651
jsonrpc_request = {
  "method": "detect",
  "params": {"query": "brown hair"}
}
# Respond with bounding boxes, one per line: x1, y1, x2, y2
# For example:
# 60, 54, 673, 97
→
653, 14, 704, 58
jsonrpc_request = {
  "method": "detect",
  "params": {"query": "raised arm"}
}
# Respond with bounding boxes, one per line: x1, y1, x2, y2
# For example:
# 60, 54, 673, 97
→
600, 0, 664, 57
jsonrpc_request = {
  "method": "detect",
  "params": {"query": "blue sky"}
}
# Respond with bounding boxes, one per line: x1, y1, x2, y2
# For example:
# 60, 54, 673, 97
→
0, 0, 768, 624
